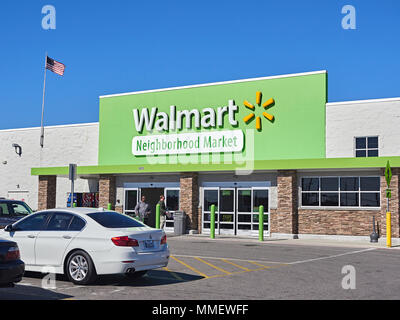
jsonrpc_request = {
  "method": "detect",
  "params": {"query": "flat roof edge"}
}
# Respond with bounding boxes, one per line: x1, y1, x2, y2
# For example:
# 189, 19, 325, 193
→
327, 97, 400, 106
99, 70, 327, 99
0, 122, 99, 133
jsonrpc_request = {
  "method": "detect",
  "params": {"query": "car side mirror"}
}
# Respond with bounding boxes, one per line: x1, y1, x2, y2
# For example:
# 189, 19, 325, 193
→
4, 225, 13, 232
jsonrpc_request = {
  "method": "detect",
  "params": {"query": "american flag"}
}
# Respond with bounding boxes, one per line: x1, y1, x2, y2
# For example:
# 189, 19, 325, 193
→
46, 56, 65, 76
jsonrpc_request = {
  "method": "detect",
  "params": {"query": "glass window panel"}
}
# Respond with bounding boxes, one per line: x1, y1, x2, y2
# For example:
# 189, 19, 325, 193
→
340, 193, 359, 207
340, 177, 359, 191
14, 213, 49, 231
356, 150, 366, 157
321, 193, 339, 206
355, 137, 366, 149
302, 193, 319, 206
220, 214, 233, 223
360, 193, 380, 207
253, 189, 268, 212
220, 223, 234, 229
220, 189, 234, 212
0, 203, 9, 215
203, 212, 210, 222
238, 224, 252, 230
252, 224, 268, 231
47, 213, 74, 231
204, 190, 218, 211
125, 190, 138, 211
367, 150, 379, 157
166, 190, 179, 211
360, 177, 380, 191
69, 216, 86, 231
253, 214, 269, 223
237, 190, 251, 212
301, 178, 319, 191
238, 214, 251, 223
203, 223, 210, 229
321, 177, 338, 191
367, 137, 378, 149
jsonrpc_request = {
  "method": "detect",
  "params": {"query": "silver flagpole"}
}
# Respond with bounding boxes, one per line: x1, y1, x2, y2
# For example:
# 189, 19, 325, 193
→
40, 52, 48, 148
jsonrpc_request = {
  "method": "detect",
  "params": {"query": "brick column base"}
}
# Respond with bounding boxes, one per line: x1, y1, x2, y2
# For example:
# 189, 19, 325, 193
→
272, 170, 298, 235
99, 175, 116, 210
38, 175, 57, 211
179, 173, 199, 232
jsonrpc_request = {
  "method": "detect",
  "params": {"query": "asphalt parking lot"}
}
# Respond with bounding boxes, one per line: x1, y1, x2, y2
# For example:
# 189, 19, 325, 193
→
1, 235, 400, 300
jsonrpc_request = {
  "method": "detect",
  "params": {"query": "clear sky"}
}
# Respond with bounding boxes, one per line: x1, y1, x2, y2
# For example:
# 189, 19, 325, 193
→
0, 0, 399, 129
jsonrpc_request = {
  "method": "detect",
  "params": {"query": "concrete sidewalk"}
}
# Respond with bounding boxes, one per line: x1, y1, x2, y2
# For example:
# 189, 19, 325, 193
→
166, 232, 400, 249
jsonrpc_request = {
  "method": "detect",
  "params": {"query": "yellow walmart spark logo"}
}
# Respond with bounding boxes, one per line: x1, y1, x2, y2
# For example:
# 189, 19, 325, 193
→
243, 91, 275, 131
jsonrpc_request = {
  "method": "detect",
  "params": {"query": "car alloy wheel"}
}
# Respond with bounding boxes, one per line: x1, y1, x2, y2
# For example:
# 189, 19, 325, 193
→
66, 250, 96, 285
69, 255, 89, 282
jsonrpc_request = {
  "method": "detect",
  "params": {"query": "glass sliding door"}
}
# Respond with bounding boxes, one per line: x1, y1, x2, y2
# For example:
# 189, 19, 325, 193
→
252, 188, 269, 236
219, 188, 235, 235
164, 188, 180, 233
236, 188, 253, 236
202, 188, 218, 234
124, 188, 139, 217
202, 186, 270, 237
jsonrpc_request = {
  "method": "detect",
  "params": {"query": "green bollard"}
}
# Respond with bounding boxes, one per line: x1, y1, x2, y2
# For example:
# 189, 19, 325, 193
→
107, 203, 112, 210
210, 204, 216, 239
73, 202, 77, 208
156, 204, 161, 229
259, 205, 264, 241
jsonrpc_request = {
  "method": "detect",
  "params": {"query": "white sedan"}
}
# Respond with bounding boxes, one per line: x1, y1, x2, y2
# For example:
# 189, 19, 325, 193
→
0, 207, 170, 285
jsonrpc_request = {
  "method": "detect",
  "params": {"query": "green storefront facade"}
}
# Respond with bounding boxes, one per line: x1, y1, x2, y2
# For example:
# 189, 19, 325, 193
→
32, 70, 400, 240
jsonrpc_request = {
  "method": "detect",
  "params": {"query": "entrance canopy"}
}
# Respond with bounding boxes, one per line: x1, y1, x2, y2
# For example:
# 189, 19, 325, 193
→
31, 156, 400, 176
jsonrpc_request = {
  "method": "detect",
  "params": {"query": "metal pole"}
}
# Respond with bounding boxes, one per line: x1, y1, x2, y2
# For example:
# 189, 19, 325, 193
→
387, 198, 391, 247
210, 204, 215, 239
107, 203, 112, 210
156, 204, 161, 229
71, 178, 74, 208
259, 205, 264, 241
40, 53, 48, 148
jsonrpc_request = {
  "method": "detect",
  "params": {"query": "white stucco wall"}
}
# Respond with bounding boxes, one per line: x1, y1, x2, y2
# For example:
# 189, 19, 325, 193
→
0, 123, 99, 210
326, 98, 400, 158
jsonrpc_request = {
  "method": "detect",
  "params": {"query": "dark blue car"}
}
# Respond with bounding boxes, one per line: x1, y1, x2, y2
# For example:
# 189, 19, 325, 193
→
0, 200, 33, 229
0, 239, 25, 286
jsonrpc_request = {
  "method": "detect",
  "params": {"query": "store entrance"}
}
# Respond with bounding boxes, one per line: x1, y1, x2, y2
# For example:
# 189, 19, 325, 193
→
202, 187, 269, 237
123, 187, 180, 230
137, 188, 163, 227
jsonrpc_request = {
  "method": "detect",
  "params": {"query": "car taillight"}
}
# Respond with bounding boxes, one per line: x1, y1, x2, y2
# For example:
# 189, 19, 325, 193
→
5, 246, 20, 261
111, 236, 139, 247
161, 234, 167, 245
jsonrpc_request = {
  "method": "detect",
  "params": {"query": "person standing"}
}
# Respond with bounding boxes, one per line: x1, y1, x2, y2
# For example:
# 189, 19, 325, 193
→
134, 195, 151, 224
157, 195, 168, 229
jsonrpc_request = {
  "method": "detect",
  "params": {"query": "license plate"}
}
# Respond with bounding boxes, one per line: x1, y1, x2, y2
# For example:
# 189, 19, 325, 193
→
144, 240, 154, 248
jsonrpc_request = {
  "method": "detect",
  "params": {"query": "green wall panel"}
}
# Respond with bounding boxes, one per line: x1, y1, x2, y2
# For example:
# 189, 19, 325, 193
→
98, 71, 327, 169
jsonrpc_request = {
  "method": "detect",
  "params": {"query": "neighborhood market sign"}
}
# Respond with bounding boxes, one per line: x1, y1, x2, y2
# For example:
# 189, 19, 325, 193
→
132, 100, 243, 156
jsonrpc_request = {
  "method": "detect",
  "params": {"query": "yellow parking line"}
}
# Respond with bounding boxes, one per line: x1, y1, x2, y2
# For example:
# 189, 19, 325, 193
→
221, 259, 251, 272
248, 260, 273, 269
162, 267, 184, 281
170, 256, 210, 278
194, 257, 231, 275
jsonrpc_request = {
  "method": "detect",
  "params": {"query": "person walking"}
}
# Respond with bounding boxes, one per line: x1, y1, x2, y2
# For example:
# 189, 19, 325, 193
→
134, 195, 151, 224
157, 195, 169, 229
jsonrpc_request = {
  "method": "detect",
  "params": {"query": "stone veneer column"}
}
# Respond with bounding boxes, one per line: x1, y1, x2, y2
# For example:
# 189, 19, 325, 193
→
38, 175, 57, 211
179, 173, 199, 232
274, 170, 298, 236
99, 175, 116, 210
379, 168, 400, 238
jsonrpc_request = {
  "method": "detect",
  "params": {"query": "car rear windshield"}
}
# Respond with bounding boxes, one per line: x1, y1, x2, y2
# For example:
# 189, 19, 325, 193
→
87, 211, 145, 228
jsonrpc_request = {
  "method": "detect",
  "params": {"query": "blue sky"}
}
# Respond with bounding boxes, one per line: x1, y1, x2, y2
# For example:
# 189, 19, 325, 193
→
0, 0, 399, 129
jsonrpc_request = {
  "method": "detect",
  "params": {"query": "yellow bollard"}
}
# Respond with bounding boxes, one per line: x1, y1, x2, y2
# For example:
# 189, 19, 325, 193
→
386, 211, 391, 248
